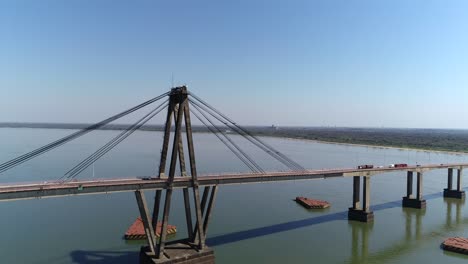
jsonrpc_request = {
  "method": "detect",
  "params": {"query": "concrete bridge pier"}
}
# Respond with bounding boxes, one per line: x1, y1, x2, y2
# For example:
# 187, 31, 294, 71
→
348, 176, 374, 222
402, 171, 426, 209
443, 168, 465, 199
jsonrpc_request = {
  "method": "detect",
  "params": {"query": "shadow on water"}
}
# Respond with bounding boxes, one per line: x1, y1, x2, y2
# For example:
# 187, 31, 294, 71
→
205, 199, 407, 247
207, 210, 349, 246
69, 189, 467, 263
70, 250, 139, 264
207, 189, 467, 247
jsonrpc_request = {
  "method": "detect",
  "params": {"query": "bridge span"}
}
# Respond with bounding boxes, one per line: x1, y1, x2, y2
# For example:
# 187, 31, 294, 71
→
1, 87, 467, 263
0, 163, 466, 202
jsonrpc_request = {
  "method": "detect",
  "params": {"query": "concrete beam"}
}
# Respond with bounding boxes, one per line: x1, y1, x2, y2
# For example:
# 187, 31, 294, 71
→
1, 163, 468, 202
151, 190, 162, 231
416, 172, 423, 200
157, 189, 173, 259
135, 190, 157, 255
448, 168, 453, 190
203, 186, 218, 239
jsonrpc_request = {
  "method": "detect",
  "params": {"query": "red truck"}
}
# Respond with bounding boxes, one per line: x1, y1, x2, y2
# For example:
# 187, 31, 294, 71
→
394, 163, 408, 168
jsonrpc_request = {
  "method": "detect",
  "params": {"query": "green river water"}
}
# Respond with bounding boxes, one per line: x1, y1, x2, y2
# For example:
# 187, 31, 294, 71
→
0, 128, 467, 264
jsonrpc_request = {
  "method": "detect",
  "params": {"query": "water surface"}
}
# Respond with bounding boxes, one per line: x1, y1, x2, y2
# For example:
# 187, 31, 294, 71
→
0, 128, 467, 264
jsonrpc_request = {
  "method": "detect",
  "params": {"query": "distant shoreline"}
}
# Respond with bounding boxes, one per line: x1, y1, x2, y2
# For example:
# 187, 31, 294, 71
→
2, 122, 468, 155
267, 135, 468, 156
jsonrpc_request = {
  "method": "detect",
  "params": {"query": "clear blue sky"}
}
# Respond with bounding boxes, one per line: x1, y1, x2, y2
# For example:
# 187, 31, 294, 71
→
1, 0, 467, 128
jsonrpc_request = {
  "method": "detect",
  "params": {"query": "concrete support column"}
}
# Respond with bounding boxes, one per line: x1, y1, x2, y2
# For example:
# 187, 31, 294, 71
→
444, 167, 465, 199
457, 168, 463, 191
416, 172, 423, 200
363, 176, 370, 213
447, 168, 453, 190
403, 171, 426, 209
349, 176, 374, 222
203, 186, 218, 237
352, 176, 360, 210
406, 171, 413, 198
135, 190, 157, 256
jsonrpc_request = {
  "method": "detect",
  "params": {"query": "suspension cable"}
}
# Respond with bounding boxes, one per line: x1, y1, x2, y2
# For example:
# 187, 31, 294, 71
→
190, 93, 305, 171
0, 91, 169, 174
62, 101, 168, 181
189, 93, 305, 171
189, 97, 304, 171
191, 98, 296, 170
191, 103, 264, 173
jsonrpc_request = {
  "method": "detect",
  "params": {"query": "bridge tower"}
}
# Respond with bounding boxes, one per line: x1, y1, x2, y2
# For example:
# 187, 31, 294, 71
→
135, 86, 217, 263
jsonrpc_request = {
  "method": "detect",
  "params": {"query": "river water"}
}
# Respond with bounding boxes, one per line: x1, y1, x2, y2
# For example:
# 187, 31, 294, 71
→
0, 128, 467, 264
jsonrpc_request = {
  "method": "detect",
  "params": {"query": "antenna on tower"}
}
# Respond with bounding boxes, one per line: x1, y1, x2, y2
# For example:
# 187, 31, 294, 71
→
171, 73, 174, 88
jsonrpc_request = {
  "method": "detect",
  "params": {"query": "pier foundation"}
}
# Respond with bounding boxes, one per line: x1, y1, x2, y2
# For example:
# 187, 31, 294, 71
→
348, 176, 374, 222
402, 171, 426, 209
402, 197, 426, 209
140, 244, 215, 264
443, 168, 465, 199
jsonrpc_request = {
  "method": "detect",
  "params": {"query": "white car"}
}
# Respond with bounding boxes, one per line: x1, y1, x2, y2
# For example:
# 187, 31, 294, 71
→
389, 164, 395, 168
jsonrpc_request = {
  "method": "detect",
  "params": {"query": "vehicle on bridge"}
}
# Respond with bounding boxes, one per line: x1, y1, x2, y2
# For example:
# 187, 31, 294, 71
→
357, 164, 374, 169
389, 163, 408, 168
138, 176, 157, 180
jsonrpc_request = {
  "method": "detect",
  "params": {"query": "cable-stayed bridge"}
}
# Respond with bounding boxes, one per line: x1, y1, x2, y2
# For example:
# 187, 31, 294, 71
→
0, 86, 466, 264
0, 163, 466, 201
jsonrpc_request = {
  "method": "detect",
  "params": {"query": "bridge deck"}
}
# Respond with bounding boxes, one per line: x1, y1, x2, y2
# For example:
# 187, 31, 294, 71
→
0, 163, 466, 201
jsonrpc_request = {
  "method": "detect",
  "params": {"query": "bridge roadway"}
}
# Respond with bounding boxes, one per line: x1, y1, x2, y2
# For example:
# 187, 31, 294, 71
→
0, 163, 466, 202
